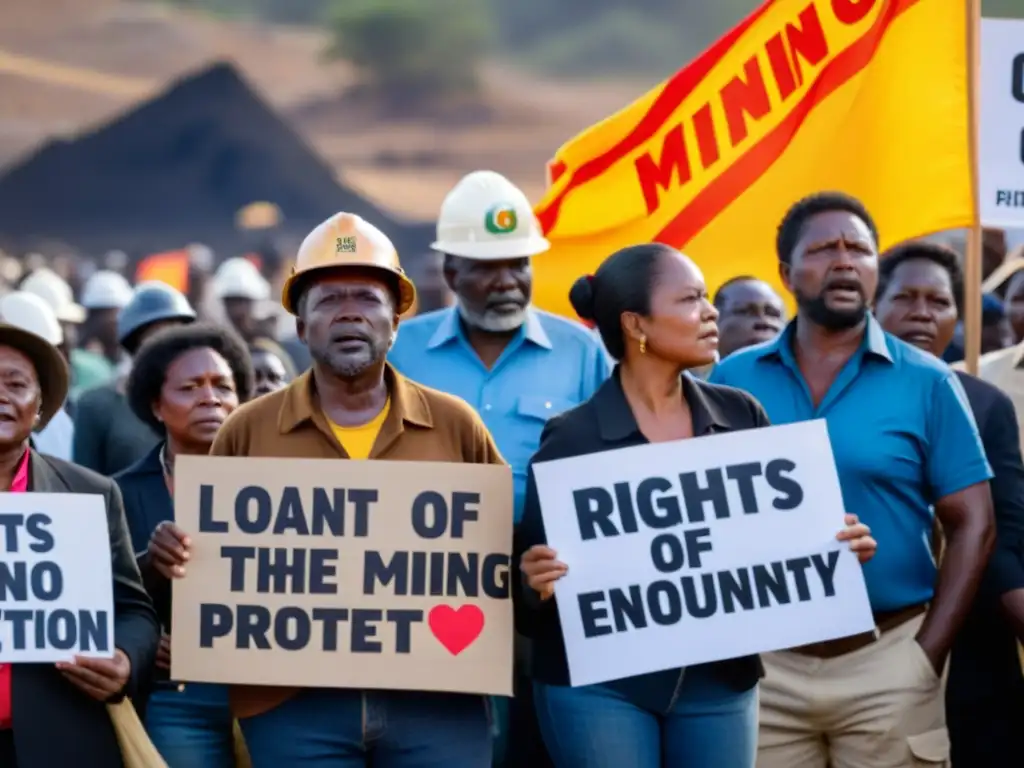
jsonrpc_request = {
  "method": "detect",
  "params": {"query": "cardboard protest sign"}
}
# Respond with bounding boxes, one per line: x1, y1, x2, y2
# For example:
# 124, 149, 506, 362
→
532, 420, 874, 687
980, 18, 1024, 228
171, 456, 514, 696
0, 493, 114, 662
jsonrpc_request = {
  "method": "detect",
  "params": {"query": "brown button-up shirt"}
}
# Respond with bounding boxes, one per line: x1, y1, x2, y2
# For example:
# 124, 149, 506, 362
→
209, 363, 506, 719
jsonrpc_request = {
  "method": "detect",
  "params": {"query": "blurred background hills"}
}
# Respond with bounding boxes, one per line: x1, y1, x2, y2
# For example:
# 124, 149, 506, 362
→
0, 0, 1019, 224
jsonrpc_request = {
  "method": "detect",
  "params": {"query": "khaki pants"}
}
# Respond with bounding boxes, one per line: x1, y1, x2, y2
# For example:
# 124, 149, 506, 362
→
757, 615, 949, 768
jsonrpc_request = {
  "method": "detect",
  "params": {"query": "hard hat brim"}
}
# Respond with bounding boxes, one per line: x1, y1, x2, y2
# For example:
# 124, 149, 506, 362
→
54, 302, 86, 324
281, 263, 417, 316
431, 235, 550, 260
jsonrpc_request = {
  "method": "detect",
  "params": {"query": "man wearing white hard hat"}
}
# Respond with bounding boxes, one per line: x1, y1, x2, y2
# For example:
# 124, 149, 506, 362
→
20, 268, 117, 398
0, 292, 75, 460
389, 170, 610, 767
79, 270, 134, 367
212, 256, 274, 343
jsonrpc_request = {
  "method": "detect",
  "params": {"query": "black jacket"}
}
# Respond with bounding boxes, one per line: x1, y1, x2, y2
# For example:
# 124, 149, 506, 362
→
9, 452, 160, 767
113, 443, 174, 631
946, 372, 1024, 762
513, 370, 764, 713
72, 385, 159, 478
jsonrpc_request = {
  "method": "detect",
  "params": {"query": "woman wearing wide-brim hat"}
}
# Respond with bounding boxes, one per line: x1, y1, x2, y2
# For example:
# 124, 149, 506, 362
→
0, 321, 160, 767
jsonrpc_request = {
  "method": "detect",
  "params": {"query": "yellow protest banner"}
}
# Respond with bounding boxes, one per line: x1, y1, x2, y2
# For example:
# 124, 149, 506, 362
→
170, 456, 514, 697
532, 0, 974, 318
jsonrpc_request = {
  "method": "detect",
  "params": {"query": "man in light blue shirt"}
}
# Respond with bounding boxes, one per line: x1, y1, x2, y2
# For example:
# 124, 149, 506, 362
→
389, 171, 609, 521
389, 170, 608, 768
710, 191, 994, 768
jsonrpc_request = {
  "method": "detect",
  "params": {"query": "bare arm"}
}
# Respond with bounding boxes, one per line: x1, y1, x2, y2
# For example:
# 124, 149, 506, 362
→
916, 482, 995, 670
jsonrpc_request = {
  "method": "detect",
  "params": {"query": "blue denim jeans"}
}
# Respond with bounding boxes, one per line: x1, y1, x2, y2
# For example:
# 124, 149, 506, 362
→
145, 683, 235, 768
238, 688, 492, 767
533, 666, 758, 768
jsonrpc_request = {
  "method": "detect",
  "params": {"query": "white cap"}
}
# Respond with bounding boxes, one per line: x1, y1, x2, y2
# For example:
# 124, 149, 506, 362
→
21, 268, 86, 324
213, 257, 271, 301
80, 270, 133, 310
0, 291, 63, 346
432, 170, 550, 260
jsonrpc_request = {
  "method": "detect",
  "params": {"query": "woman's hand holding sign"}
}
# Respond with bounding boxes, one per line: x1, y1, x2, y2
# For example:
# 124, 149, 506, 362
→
521, 545, 568, 600
149, 521, 193, 579
521, 514, 871, 602
56, 650, 131, 702
836, 514, 876, 564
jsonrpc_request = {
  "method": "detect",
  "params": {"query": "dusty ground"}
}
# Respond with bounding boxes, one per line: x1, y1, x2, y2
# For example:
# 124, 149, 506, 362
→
0, 0, 654, 220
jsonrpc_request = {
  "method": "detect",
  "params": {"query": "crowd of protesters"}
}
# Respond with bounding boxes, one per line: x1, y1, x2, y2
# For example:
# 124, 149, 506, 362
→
0, 169, 1022, 768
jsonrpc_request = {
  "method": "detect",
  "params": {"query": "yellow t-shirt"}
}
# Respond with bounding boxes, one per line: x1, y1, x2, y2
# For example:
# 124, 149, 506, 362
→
328, 399, 391, 459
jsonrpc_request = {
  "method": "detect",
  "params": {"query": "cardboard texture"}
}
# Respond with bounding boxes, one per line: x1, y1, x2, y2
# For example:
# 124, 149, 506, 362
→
170, 455, 514, 696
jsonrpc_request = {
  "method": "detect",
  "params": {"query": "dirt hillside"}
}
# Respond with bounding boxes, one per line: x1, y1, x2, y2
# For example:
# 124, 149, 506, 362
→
0, 0, 653, 220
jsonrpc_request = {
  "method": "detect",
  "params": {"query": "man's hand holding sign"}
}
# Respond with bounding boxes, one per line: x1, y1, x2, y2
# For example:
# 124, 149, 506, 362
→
168, 455, 514, 696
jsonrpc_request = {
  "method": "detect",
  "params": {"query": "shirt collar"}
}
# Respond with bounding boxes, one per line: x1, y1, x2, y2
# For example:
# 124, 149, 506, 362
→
277, 362, 433, 436
594, 367, 734, 443
9, 448, 30, 492
754, 314, 893, 365
426, 306, 552, 351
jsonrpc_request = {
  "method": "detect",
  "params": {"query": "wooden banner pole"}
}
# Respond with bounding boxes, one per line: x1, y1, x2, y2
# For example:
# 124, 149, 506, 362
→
963, 0, 983, 376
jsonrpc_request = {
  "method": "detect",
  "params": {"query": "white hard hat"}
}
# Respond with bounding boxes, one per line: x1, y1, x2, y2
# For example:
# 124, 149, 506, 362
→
213, 257, 271, 301
432, 170, 550, 260
0, 291, 63, 346
80, 270, 133, 310
21, 268, 86, 324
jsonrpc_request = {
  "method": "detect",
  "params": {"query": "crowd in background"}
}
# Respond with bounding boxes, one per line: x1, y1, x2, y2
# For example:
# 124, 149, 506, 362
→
1, 170, 1024, 768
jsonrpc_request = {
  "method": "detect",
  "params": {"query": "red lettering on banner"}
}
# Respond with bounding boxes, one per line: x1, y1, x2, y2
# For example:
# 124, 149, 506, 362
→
629, 0, 880, 216
692, 105, 720, 169
832, 0, 877, 25
721, 57, 772, 146
635, 124, 692, 215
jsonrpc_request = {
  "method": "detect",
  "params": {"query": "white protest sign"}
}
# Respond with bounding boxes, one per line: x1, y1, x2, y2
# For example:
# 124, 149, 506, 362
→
0, 494, 114, 662
532, 420, 874, 687
980, 18, 1024, 227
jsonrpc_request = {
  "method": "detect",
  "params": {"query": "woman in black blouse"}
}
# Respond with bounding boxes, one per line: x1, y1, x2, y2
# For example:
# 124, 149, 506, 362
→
114, 324, 253, 768
514, 244, 876, 768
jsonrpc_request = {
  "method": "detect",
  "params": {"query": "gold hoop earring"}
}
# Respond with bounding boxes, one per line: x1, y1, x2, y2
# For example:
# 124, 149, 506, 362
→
639, 335, 647, 355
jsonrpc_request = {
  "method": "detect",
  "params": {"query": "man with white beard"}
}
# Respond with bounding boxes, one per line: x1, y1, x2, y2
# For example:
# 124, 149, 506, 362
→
389, 169, 609, 767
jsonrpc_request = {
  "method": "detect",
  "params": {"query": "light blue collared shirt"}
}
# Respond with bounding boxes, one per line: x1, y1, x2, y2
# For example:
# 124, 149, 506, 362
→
710, 315, 992, 611
389, 307, 611, 521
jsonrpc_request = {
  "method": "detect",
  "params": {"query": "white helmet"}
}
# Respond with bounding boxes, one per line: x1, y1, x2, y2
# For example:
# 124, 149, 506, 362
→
432, 170, 550, 260
21, 268, 86, 324
213, 257, 271, 301
81, 270, 133, 310
0, 291, 63, 346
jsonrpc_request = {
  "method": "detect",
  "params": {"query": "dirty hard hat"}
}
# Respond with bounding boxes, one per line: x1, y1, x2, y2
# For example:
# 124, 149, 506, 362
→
282, 212, 416, 316
81, 270, 134, 310
117, 281, 197, 348
432, 170, 550, 260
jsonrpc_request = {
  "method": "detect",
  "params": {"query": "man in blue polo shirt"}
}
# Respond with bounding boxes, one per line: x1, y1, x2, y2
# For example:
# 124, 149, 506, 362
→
389, 170, 608, 768
711, 192, 994, 768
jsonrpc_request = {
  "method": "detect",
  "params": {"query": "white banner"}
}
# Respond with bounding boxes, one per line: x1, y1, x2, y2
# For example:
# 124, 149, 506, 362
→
980, 18, 1024, 228
532, 420, 874, 687
0, 493, 114, 662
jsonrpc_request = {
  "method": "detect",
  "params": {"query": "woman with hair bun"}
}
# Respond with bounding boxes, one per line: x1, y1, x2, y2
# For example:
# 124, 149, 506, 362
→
514, 243, 878, 768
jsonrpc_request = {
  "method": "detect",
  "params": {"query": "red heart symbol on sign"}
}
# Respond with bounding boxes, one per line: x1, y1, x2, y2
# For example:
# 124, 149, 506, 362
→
428, 605, 485, 656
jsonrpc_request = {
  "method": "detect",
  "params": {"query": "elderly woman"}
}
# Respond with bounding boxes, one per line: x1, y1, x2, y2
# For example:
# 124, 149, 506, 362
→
114, 324, 253, 768
0, 319, 160, 766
